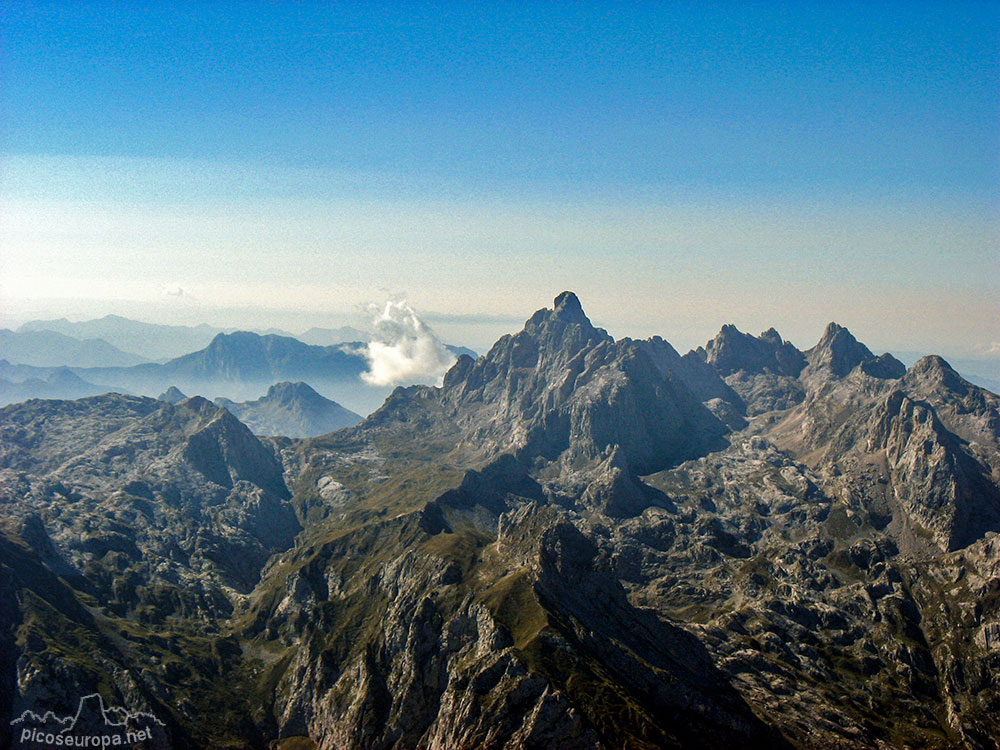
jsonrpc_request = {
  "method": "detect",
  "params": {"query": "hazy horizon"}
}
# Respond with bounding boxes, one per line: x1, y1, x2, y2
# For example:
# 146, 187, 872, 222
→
3, 292, 999, 371
2, 3, 997, 361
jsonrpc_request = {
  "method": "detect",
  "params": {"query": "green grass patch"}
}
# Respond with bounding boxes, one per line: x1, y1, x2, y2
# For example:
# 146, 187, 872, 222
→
273, 738, 316, 750
477, 570, 547, 649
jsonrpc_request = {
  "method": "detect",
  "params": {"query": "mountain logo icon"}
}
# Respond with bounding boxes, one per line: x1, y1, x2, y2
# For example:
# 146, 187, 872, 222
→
11, 693, 165, 747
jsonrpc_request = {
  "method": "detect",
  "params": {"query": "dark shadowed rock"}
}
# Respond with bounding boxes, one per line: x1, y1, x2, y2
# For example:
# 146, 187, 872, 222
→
440, 293, 728, 483
701, 324, 806, 377
689, 325, 806, 414
861, 353, 907, 379
805, 322, 876, 378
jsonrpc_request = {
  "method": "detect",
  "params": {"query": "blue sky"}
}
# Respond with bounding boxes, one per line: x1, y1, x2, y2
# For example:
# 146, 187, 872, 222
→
1, 1, 997, 355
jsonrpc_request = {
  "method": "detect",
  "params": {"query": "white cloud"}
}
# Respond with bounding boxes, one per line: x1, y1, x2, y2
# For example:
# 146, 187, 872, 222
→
163, 283, 185, 297
361, 300, 456, 387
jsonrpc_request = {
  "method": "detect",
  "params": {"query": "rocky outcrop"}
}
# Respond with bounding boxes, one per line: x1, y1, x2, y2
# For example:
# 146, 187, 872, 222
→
440, 292, 728, 481
0, 394, 298, 604
804, 322, 904, 382
250, 495, 784, 749
868, 390, 1000, 551
688, 325, 806, 415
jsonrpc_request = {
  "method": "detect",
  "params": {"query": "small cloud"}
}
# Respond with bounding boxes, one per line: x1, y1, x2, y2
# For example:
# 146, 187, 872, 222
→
163, 283, 185, 297
983, 342, 1000, 357
360, 300, 456, 387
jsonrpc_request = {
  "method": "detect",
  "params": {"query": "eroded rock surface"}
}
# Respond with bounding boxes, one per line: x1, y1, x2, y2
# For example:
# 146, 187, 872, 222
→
1, 293, 998, 749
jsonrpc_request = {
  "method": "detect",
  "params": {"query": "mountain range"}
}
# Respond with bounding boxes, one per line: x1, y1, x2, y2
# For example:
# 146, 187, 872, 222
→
0, 326, 477, 414
0, 366, 127, 404
1, 292, 998, 749
16, 315, 298, 361
15, 316, 380, 360
0, 329, 149, 368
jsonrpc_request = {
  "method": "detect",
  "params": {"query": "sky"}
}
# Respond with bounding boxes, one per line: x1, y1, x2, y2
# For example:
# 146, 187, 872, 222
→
1, 1, 997, 357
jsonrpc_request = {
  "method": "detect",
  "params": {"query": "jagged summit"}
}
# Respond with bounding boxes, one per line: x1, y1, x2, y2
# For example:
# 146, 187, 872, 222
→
410, 292, 729, 488
758, 327, 783, 346
806, 322, 904, 379
701, 323, 805, 377
553, 290, 587, 321
520, 292, 611, 351
820, 321, 848, 338
806, 322, 873, 377
444, 293, 615, 402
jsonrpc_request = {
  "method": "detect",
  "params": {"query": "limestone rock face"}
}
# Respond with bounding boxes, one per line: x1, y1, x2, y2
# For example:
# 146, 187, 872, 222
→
1, 293, 999, 749
688, 324, 807, 415
437, 293, 728, 489
805, 322, 878, 378
868, 390, 1000, 551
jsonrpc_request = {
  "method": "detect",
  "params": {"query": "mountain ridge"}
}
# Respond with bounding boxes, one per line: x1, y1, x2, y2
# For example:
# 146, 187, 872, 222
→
1, 292, 998, 748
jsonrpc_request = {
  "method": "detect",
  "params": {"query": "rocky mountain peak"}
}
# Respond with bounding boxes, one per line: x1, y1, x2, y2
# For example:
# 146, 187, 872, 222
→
819, 321, 847, 339
702, 324, 805, 377
215, 381, 361, 438
432, 293, 728, 487
905, 355, 966, 390
157, 385, 187, 404
450, 294, 613, 396
758, 327, 783, 346
520, 292, 611, 352
553, 290, 587, 321
264, 380, 319, 404
806, 322, 875, 377
173, 397, 288, 495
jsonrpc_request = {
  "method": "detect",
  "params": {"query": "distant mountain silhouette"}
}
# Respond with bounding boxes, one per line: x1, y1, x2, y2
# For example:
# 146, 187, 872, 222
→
0, 366, 125, 406
0, 329, 147, 368
298, 325, 370, 346
18, 315, 228, 360
215, 381, 362, 437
